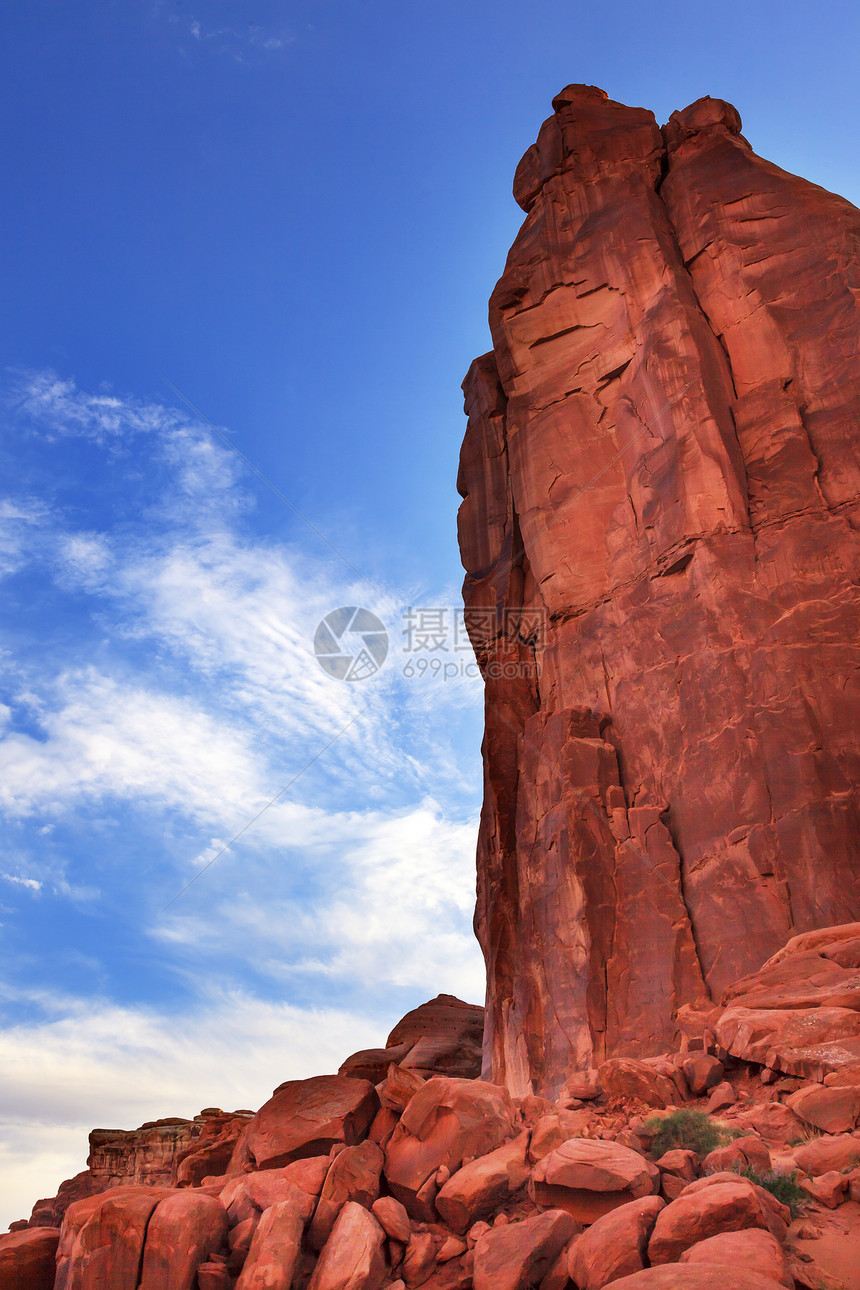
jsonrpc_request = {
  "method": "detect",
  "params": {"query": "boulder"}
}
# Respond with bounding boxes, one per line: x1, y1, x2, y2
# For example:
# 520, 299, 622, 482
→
472, 1209, 578, 1290
568, 1196, 665, 1289
654, 1150, 696, 1201
221, 1159, 327, 1226
340, 996, 484, 1082
417, 1253, 474, 1290
231, 1075, 378, 1171
235, 1193, 308, 1290
716, 1005, 860, 1076
370, 1196, 410, 1243
601, 1269, 788, 1290
307, 1201, 386, 1290
648, 1179, 789, 1263
139, 1192, 228, 1290
437, 1236, 467, 1263
384, 1077, 515, 1220
402, 1231, 437, 1288
528, 1112, 597, 1162
799, 1170, 847, 1208
786, 1083, 860, 1134
704, 1083, 735, 1114
531, 1139, 658, 1223
792, 1132, 860, 1175
386, 995, 484, 1079
55, 1186, 175, 1290
309, 1140, 383, 1250
435, 1132, 530, 1233
0, 1227, 60, 1290
368, 1106, 399, 1147
339, 1045, 412, 1083
653, 1150, 697, 1181
702, 1136, 771, 1176
227, 1218, 256, 1276
596, 1060, 677, 1109
679, 1055, 724, 1098
175, 1114, 249, 1187
198, 1262, 231, 1290
378, 1065, 426, 1113
559, 1070, 602, 1102
679, 1228, 792, 1288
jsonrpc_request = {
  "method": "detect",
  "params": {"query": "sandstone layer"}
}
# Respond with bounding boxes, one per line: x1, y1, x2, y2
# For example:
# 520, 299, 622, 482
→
457, 85, 860, 1097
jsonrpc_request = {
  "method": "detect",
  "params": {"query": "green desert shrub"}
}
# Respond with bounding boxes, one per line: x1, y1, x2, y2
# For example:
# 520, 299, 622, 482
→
646, 1108, 725, 1158
738, 1165, 807, 1216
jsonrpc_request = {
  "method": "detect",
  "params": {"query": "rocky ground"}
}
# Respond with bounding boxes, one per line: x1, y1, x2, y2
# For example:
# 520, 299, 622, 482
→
3, 926, 859, 1289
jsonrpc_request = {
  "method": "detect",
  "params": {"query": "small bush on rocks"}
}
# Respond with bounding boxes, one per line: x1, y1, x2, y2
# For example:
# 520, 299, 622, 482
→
738, 1165, 807, 1216
788, 1125, 824, 1147
646, 1109, 725, 1158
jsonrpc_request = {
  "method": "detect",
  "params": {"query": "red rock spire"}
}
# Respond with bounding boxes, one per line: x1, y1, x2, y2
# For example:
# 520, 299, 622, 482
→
458, 85, 860, 1097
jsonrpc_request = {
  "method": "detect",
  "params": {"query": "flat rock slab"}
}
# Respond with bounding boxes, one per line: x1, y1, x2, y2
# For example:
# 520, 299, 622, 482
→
786, 1083, 860, 1133
233, 1075, 379, 1171
436, 1132, 530, 1234
532, 1138, 658, 1223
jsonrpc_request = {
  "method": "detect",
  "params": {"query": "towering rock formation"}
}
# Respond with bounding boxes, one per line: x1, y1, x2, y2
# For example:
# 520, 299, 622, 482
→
458, 86, 860, 1097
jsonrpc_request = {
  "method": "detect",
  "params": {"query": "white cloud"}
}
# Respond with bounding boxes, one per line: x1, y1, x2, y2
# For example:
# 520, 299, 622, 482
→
0, 371, 486, 1235
0, 498, 49, 578
157, 798, 485, 999
183, 16, 294, 58
9, 371, 177, 445
0, 874, 42, 893
0, 669, 266, 823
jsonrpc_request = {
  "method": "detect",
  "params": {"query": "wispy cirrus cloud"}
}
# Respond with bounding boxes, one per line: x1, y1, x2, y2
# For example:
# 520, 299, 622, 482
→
151, 4, 296, 62
0, 368, 484, 1227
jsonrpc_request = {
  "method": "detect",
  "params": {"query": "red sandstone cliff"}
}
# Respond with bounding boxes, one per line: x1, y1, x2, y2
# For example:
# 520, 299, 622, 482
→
458, 86, 860, 1098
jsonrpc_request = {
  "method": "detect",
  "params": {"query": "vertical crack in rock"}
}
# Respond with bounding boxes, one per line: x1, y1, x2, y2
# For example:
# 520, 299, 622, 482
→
459, 85, 860, 1097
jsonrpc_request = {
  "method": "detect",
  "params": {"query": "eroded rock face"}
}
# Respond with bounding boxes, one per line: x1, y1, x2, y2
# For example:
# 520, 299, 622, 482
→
458, 84, 860, 1097
29, 1110, 251, 1228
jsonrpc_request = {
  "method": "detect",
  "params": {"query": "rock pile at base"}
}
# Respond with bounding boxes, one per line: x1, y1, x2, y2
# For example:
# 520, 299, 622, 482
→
5, 930, 860, 1289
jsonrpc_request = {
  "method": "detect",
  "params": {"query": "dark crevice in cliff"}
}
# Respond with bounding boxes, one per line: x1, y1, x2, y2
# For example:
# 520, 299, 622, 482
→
658, 806, 714, 1004
135, 1205, 160, 1289
596, 358, 632, 389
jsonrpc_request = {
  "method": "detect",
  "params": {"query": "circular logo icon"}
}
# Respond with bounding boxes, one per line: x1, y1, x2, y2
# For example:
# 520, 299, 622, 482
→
314, 606, 389, 682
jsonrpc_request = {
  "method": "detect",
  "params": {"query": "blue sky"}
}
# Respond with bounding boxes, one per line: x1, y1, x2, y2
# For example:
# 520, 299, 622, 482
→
1, 0, 858, 1228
